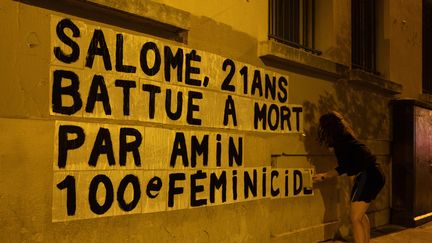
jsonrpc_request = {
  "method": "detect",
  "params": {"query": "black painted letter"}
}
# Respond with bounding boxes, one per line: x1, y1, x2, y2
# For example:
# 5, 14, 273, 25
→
293, 107, 303, 132
146, 176, 162, 199
115, 79, 136, 116
228, 136, 243, 167
117, 174, 141, 211
89, 174, 114, 215
185, 50, 201, 86
293, 170, 303, 196
210, 171, 227, 203
54, 18, 80, 64
140, 42, 161, 76
165, 89, 183, 120
254, 102, 267, 130
190, 170, 207, 207
56, 175, 76, 216
187, 91, 202, 125
223, 95, 237, 126
115, 34, 137, 73
142, 84, 161, 119
244, 169, 257, 199
270, 170, 280, 197
52, 70, 83, 115
170, 132, 189, 167
168, 173, 185, 208
58, 125, 85, 168
191, 135, 209, 168
85, 75, 112, 115
119, 127, 142, 166
164, 46, 183, 82
88, 128, 115, 167
85, 29, 112, 70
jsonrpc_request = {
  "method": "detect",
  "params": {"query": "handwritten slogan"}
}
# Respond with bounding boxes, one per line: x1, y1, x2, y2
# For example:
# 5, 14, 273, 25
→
50, 16, 312, 222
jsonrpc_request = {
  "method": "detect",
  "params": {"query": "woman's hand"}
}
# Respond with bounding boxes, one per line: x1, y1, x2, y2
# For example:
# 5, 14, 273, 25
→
312, 173, 326, 183
313, 169, 338, 183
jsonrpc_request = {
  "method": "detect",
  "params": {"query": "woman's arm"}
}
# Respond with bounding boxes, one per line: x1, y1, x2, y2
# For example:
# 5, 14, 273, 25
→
313, 169, 339, 183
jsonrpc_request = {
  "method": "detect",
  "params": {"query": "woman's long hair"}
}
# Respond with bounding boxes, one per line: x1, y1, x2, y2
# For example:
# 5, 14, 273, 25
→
318, 111, 355, 146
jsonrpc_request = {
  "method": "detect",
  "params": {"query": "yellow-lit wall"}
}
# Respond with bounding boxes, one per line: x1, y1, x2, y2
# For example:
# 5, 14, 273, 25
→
0, 0, 424, 242
388, 0, 422, 98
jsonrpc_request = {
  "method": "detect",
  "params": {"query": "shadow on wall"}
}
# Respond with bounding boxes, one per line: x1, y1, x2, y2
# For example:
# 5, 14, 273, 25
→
302, 78, 392, 241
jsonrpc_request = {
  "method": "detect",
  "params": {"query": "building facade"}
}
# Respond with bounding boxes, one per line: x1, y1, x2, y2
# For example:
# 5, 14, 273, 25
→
0, 0, 429, 242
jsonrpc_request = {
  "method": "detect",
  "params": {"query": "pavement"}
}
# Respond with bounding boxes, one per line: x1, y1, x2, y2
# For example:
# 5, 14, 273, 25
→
330, 221, 432, 243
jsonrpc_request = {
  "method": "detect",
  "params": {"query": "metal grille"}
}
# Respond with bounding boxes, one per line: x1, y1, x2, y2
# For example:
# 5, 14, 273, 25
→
352, 0, 376, 73
423, 0, 432, 94
268, 0, 320, 55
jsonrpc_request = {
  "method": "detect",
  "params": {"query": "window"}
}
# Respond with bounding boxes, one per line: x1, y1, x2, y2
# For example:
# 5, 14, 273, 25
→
352, 0, 376, 73
423, 0, 432, 94
268, 0, 320, 54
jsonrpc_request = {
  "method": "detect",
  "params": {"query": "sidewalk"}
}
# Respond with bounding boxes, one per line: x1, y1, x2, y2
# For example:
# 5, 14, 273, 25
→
370, 222, 432, 243
331, 221, 432, 243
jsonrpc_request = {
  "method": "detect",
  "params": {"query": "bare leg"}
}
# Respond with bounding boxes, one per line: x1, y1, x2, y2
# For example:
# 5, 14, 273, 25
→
362, 214, 370, 243
350, 201, 370, 243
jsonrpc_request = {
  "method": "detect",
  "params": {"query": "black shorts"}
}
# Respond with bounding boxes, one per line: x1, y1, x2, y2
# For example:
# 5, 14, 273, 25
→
351, 166, 385, 203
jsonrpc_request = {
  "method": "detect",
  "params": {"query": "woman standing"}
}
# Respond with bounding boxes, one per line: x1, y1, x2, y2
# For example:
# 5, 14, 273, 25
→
313, 111, 385, 243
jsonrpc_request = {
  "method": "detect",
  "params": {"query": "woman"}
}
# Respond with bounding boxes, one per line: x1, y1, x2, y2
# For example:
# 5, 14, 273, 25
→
313, 111, 385, 243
